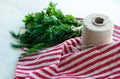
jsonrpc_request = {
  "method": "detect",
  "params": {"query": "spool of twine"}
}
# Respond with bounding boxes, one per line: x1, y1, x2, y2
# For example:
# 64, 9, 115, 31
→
81, 14, 114, 50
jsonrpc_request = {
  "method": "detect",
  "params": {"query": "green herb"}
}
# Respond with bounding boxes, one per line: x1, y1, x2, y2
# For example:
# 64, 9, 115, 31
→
10, 2, 83, 58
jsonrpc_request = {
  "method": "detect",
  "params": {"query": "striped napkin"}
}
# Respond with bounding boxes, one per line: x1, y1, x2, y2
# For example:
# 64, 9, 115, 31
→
15, 25, 120, 79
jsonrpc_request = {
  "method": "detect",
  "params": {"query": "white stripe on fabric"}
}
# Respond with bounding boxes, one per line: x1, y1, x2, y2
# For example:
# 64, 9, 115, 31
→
60, 48, 92, 65
63, 46, 120, 74
19, 49, 62, 61
18, 52, 61, 65
112, 36, 119, 41
36, 70, 51, 78
89, 67, 120, 79
60, 42, 118, 66
98, 42, 119, 52
74, 51, 120, 76
108, 74, 120, 78
17, 61, 59, 70
44, 65, 57, 75
59, 50, 99, 71
113, 32, 120, 37
63, 42, 71, 54
29, 72, 41, 79
114, 28, 120, 34
71, 38, 77, 46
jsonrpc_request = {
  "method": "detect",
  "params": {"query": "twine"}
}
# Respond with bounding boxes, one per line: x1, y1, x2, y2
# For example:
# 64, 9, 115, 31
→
82, 14, 114, 50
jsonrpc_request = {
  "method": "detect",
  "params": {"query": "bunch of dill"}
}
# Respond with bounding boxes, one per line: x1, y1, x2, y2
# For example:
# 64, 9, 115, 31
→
10, 2, 83, 58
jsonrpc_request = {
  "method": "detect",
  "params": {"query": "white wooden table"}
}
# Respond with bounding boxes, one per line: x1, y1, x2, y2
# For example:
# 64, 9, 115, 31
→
0, 0, 120, 79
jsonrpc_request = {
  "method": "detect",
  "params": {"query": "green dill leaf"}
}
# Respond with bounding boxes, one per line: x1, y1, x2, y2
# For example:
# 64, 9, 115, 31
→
11, 43, 29, 48
10, 1, 83, 58
10, 31, 19, 39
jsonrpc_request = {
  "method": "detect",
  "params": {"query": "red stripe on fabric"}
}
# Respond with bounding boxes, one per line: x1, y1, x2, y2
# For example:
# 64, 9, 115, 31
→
19, 48, 62, 62
80, 50, 120, 75
100, 42, 120, 53
95, 44, 109, 50
66, 41, 73, 52
41, 68, 53, 77
70, 39, 76, 46
89, 54, 120, 76
17, 58, 60, 70
101, 68, 120, 79
49, 65, 58, 73
16, 71, 29, 74
54, 77, 82, 79
114, 25, 120, 30
20, 47, 62, 59
61, 53, 74, 60
108, 73, 120, 79
15, 76, 25, 79
42, 47, 62, 53
113, 38, 119, 41
63, 45, 68, 54
40, 52, 61, 59
114, 30, 120, 35
74, 37, 81, 45
113, 35, 120, 38
59, 48, 96, 68
60, 42, 120, 73
62, 42, 120, 73
60, 50, 100, 73
32, 71, 48, 79
94, 65, 120, 79
27, 76, 35, 79
23, 57, 60, 66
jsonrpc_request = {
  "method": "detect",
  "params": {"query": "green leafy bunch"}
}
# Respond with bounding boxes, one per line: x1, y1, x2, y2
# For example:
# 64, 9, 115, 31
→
10, 2, 83, 58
